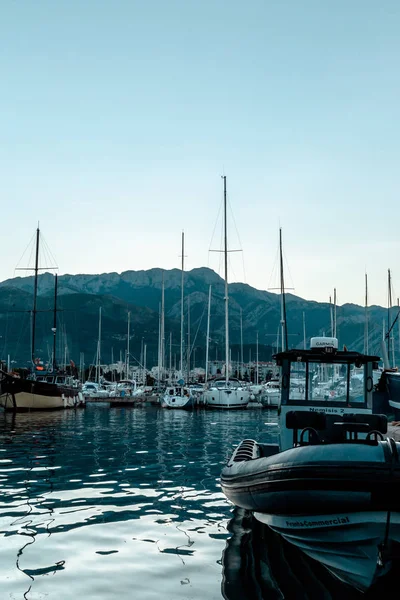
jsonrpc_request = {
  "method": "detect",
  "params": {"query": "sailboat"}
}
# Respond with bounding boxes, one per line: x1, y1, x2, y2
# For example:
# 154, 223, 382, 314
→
0, 227, 80, 411
203, 176, 250, 409
161, 232, 195, 409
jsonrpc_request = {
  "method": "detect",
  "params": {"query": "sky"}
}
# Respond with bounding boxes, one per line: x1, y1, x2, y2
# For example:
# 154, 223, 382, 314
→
1, 0, 400, 308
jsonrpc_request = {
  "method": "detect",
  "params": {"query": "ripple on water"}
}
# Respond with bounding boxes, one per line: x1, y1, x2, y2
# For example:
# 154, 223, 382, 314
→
0, 407, 278, 599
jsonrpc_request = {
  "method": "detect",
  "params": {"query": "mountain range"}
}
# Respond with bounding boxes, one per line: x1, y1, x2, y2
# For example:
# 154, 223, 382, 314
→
0, 267, 395, 370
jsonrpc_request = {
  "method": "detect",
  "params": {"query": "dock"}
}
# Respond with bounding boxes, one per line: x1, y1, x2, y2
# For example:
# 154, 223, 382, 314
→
85, 395, 160, 406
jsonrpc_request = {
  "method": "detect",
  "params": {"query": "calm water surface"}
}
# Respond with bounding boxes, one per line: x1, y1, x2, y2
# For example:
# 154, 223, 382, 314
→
0, 406, 279, 599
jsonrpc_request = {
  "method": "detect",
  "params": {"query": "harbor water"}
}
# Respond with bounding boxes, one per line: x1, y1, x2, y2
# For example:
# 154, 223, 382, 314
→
0, 406, 395, 599
0, 406, 278, 599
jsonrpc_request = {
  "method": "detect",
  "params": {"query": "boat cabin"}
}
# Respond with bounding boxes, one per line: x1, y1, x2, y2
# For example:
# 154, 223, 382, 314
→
275, 337, 382, 451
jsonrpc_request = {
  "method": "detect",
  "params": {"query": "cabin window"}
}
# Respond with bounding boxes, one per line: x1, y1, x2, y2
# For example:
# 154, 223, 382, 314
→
306, 363, 363, 404
289, 363, 306, 401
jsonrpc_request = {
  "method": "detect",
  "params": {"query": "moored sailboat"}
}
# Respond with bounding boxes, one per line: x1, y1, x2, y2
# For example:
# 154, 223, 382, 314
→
161, 231, 195, 409
203, 176, 249, 409
0, 227, 79, 411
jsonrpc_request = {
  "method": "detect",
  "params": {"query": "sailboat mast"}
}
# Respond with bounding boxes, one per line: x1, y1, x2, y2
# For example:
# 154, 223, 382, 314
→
240, 307, 243, 379
31, 226, 40, 363
256, 331, 259, 384
52, 274, 58, 369
388, 269, 392, 362
169, 331, 172, 381
157, 303, 161, 385
161, 273, 165, 379
364, 273, 369, 355
223, 175, 229, 383
143, 343, 147, 386
333, 288, 337, 339
126, 310, 131, 379
97, 307, 102, 383
279, 228, 288, 351
205, 284, 211, 383
187, 296, 190, 383
303, 311, 306, 350
180, 231, 185, 375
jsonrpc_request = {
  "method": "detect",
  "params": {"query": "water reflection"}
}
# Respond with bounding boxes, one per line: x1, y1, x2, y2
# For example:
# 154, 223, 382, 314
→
221, 508, 399, 599
0, 406, 278, 599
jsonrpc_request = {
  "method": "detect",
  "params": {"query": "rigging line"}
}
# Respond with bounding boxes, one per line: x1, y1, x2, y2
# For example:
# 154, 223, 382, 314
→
39, 232, 58, 270
227, 196, 247, 284
208, 198, 223, 254
385, 307, 400, 339
12, 310, 30, 364
14, 231, 36, 271
282, 246, 295, 293
188, 297, 208, 358
267, 244, 280, 291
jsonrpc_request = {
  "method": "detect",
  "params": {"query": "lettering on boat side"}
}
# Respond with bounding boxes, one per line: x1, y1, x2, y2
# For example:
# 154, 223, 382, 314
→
285, 516, 350, 528
309, 407, 345, 414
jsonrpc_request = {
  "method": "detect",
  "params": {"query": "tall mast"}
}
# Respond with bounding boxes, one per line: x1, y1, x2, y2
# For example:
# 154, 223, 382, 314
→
169, 331, 172, 381
329, 295, 333, 336
157, 302, 161, 385
364, 273, 369, 355
161, 272, 165, 379
333, 288, 337, 339
52, 274, 58, 369
143, 343, 147, 386
126, 310, 131, 379
205, 285, 212, 383
97, 307, 102, 383
180, 231, 185, 376
388, 269, 392, 362
303, 311, 306, 350
279, 228, 288, 351
256, 331, 259, 384
223, 175, 229, 383
31, 226, 40, 364
187, 296, 191, 383
240, 307, 243, 379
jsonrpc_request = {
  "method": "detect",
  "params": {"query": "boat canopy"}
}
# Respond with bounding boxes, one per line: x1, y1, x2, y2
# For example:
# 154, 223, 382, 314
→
274, 346, 380, 412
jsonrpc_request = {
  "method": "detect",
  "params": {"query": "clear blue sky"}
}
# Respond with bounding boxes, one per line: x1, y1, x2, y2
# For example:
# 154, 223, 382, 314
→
1, 0, 400, 307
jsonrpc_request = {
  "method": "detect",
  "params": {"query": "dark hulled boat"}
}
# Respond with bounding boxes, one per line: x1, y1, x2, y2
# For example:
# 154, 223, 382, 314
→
220, 337, 400, 592
0, 227, 80, 411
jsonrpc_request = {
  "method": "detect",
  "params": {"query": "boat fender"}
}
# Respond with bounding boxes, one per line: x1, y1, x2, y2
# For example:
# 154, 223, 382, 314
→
227, 439, 260, 466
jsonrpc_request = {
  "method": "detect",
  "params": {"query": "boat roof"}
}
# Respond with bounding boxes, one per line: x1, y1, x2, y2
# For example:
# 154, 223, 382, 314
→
274, 348, 380, 366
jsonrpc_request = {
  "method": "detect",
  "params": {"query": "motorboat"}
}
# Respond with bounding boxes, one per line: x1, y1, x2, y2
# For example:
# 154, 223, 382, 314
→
160, 384, 195, 409
203, 377, 250, 409
260, 379, 280, 408
109, 379, 144, 399
220, 336, 400, 592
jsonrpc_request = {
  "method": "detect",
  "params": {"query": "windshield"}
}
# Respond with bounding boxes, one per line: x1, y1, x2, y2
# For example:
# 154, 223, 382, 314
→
289, 362, 364, 403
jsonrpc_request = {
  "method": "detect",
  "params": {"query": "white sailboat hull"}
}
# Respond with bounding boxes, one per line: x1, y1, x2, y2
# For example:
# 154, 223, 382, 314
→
254, 510, 400, 593
204, 388, 250, 409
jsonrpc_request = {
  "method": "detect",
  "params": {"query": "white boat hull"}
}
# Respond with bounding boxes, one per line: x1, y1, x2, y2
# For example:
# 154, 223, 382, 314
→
204, 388, 249, 409
160, 395, 194, 409
0, 390, 77, 410
254, 510, 400, 592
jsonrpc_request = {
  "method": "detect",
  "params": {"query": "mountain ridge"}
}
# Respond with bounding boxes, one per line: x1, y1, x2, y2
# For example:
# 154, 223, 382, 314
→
0, 267, 394, 368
